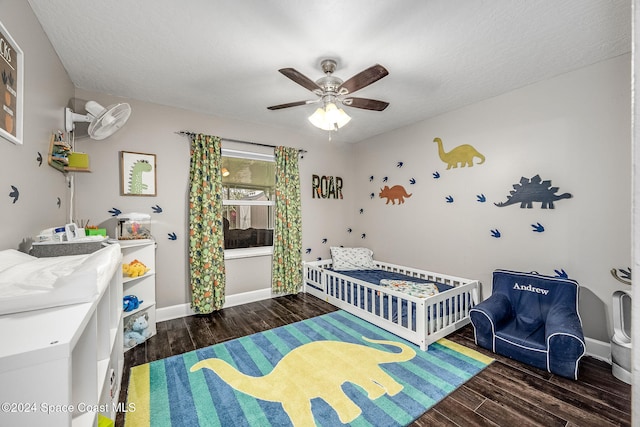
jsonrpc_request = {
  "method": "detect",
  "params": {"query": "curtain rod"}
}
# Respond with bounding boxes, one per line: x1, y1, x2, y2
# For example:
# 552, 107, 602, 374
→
176, 131, 307, 155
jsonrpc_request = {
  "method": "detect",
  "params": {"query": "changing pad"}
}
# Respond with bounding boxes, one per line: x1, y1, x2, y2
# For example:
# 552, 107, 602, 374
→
0, 244, 121, 315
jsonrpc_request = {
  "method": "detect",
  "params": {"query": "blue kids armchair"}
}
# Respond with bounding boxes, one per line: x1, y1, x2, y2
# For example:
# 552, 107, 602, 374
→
469, 270, 586, 379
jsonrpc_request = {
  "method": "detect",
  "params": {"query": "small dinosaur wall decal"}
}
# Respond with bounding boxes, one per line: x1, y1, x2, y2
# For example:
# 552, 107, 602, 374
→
433, 137, 485, 169
128, 159, 153, 194
379, 185, 412, 205
190, 337, 415, 426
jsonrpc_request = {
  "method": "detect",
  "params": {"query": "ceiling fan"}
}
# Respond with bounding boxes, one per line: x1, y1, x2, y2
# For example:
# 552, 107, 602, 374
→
268, 59, 389, 131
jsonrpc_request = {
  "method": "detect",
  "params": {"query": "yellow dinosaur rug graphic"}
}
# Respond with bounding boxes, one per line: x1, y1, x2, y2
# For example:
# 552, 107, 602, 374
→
190, 337, 416, 426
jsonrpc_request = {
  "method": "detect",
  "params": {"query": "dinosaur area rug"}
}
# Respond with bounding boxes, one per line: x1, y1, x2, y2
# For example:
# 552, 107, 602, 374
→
124, 310, 493, 426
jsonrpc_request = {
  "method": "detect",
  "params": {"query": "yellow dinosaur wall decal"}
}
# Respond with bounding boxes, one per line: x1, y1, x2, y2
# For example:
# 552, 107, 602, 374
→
190, 337, 416, 425
434, 137, 485, 169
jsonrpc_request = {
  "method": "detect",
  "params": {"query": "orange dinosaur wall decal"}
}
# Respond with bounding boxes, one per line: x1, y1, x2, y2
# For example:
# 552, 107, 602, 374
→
379, 185, 412, 205
434, 137, 485, 169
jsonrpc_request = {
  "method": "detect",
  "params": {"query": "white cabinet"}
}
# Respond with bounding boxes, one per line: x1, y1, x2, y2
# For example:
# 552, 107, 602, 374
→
116, 239, 157, 350
0, 256, 124, 427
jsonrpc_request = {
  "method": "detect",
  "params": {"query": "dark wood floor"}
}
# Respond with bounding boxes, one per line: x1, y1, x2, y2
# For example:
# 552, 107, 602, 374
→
116, 293, 631, 427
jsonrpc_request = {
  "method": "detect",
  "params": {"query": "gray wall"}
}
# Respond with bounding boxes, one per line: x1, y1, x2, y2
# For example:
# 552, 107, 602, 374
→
0, 0, 75, 250
71, 88, 354, 310
0, 0, 74, 250
347, 55, 631, 342
2, 1, 631, 347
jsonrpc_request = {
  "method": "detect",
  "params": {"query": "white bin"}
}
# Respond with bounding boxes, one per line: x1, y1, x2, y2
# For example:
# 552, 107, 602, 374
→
611, 289, 631, 384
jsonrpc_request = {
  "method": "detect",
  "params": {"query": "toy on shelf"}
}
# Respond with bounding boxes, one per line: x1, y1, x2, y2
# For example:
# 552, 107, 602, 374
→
123, 295, 143, 312
122, 259, 150, 278
123, 313, 151, 348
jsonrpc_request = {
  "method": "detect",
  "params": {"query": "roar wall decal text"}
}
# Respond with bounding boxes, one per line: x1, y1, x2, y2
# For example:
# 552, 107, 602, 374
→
312, 174, 343, 199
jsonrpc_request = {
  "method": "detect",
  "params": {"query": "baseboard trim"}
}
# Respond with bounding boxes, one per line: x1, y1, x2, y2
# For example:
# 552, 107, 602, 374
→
157, 288, 273, 322
158, 296, 615, 365
585, 337, 611, 363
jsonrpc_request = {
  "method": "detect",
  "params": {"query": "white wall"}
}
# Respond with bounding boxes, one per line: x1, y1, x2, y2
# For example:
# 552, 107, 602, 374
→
351, 54, 631, 342
72, 89, 354, 310
0, 0, 75, 250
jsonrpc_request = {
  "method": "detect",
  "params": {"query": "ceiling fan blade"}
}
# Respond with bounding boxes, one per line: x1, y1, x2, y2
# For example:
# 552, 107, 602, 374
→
267, 100, 316, 110
338, 64, 389, 95
278, 68, 322, 93
342, 97, 389, 111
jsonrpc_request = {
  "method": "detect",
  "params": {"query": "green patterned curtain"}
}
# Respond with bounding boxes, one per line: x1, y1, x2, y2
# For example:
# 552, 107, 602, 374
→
271, 146, 303, 294
188, 134, 226, 313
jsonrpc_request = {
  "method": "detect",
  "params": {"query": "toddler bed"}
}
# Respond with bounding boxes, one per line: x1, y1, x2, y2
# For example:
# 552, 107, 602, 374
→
303, 247, 480, 350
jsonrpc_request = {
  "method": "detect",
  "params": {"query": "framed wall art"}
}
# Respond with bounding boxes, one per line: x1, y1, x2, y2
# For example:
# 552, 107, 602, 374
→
120, 151, 157, 196
0, 20, 24, 145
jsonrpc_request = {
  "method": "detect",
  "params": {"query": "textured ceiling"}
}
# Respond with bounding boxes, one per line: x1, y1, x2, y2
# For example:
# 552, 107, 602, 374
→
28, 0, 631, 144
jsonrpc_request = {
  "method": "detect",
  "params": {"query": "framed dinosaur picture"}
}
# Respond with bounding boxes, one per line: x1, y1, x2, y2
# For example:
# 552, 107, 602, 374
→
120, 151, 157, 196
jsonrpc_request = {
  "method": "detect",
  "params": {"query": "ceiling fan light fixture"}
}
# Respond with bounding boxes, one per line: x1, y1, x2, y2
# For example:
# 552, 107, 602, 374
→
308, 102, 351, 131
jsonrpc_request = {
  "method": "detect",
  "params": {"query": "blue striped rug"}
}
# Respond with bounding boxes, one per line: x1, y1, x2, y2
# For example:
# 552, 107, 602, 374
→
125, 310, 492, 426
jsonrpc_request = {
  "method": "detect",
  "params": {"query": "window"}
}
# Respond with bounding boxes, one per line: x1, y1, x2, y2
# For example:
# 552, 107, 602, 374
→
221, 149, 275, 251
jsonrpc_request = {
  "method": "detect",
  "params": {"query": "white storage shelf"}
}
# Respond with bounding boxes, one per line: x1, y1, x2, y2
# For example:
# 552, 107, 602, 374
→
0, 257, 124, 427
117, 239, 157, 351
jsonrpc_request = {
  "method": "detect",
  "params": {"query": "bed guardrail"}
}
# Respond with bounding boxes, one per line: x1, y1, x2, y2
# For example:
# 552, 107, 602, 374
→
303, 259, 479, 350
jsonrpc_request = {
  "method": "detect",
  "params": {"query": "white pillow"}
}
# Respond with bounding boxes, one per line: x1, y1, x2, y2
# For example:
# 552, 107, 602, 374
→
330, 247, 375, 270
